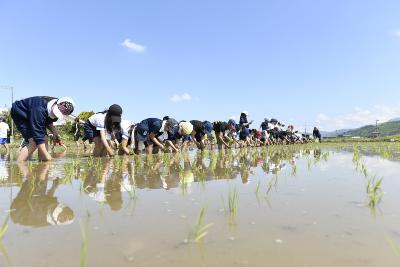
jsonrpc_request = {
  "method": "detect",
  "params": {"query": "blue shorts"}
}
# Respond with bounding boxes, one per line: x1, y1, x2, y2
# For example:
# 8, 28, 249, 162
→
83, 120, 99, 143
0, 138, 7, 145
239, 128, 250, 140
11, 108, 32, 143
182, 135, 192, 142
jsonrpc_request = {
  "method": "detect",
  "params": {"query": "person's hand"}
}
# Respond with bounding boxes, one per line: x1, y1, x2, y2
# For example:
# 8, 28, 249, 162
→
108, 148, 115, 157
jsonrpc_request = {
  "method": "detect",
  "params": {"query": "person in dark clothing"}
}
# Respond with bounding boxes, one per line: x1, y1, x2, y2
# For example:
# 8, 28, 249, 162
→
313, 127, 322, 142
167, 121, 194, 151
213, 119, 237, 149
239, 111, 253, 128
189, 120, 213, 150
134, 116, 179, 154
11, 96, 75, 162
260, 118, 269, 131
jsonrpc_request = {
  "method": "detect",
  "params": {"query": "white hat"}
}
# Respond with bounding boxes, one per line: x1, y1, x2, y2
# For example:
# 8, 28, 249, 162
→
46, 204, 75, 226
179, 121, 194, 135
52, 97, 75, 119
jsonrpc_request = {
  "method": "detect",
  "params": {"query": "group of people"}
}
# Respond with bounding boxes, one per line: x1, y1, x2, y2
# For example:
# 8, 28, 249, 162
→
6, 96, 321, 162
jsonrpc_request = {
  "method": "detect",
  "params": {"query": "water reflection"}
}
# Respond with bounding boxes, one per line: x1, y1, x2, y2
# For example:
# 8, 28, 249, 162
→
10, 162, 75, 227
2, 147, 320, 227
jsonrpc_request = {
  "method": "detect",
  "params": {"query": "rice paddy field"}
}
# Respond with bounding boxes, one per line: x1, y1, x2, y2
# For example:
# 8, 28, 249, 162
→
0, 142, 400, 267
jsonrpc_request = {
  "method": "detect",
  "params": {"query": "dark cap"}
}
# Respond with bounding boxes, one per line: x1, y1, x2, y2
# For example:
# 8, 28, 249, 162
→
166, 118, 178, 129
228, 119, 236, 127
108, 104, 123, 116
108, 104, 122, 124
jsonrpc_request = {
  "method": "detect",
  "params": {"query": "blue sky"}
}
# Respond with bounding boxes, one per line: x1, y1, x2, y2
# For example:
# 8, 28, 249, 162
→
1, 0, 400, 131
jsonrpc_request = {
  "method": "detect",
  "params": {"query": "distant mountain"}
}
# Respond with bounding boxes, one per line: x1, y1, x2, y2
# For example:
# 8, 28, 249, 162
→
321, 129, 351, 137
344, 121, 400, 137
388, 117, 400, 122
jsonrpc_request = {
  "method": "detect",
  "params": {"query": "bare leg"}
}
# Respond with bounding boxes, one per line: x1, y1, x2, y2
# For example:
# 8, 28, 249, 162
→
18, 138, 38, 162
92, 137, 104, 157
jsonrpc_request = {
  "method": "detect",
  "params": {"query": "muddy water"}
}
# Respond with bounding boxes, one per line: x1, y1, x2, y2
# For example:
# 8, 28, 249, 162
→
0, 145, 399, 267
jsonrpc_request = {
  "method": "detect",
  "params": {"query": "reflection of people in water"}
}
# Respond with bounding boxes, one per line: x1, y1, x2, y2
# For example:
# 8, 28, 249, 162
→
78, 148, 310, 197
85, 158, 136, 211
0, 154, 10, 182
10, 162, 74, 227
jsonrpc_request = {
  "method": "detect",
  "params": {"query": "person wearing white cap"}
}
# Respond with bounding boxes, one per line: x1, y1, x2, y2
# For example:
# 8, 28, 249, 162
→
11, 96, 75, 161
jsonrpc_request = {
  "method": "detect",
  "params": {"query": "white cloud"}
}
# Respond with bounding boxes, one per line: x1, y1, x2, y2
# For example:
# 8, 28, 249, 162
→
121, 39, 146, 53
314, 104, 400, 131
393, 30, 400, 37
316, 113, 329, 123
169, 93, 192, 102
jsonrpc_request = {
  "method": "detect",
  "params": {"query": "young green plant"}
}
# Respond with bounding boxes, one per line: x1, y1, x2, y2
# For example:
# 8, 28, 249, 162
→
188, 207, 213, 243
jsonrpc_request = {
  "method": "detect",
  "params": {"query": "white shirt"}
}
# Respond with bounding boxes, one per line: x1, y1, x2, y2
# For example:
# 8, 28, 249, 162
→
47, 99, 58, 119
0, 122, 9, 138
120, 120, 133, 140
157, 120, 168, 141
88, 113, 106, 130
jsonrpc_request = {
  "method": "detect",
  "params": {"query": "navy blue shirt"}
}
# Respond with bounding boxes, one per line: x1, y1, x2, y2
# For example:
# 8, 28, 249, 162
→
260, 121, 269, 131
239, 115, 249, 128
139, 118, 163, 137
12, 96, 58, 145
213, 121, 228, 133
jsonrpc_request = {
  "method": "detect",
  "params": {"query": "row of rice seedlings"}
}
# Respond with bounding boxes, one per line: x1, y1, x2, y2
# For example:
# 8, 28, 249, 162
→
350, 147, 385, 215
188, 207, 213, 243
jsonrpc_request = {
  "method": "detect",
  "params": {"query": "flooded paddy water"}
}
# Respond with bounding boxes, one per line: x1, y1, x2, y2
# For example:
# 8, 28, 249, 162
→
0, 143, 400, 267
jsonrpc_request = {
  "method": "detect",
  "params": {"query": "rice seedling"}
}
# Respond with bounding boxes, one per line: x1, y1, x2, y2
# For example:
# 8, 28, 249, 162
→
265, 179, 274, 199
80, 211, 91, 267
255, 181, 261, 197
353, 147, 361, 165
28, 161, 33, 172
0, 215, 9, 239
63, 162, 74, 183
366, 175, 383, 209
291, 165, 297, 177
188, 207, 213, 243
385, 234, 400, 256
322, 152, 329, 161
227, 187, 239, 217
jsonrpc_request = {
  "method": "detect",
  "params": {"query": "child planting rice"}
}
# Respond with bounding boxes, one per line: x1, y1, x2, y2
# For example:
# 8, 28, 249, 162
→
134, 116, 179, 154
11, 96, 75, 161
83, 104, 123, 157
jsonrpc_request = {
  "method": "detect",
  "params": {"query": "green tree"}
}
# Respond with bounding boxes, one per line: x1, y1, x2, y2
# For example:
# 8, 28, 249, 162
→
77, 111, 95, 121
